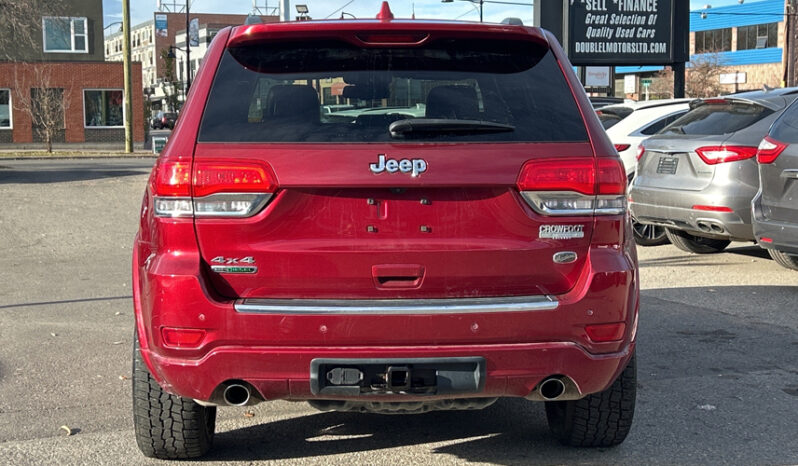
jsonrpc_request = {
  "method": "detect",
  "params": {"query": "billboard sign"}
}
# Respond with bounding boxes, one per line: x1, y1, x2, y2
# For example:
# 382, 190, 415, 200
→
155, 14, 168, 38
568, 0, 687, 65
585, 66, 611, 87
189, 18, 200, 47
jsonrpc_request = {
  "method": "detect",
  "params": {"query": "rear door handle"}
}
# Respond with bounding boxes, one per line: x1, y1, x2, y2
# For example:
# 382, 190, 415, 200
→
781, 169, 798, 179
372, 264, 425, 289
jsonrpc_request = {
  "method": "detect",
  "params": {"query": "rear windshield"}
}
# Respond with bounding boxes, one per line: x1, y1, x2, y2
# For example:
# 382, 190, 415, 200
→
198, 39, 588, 143
771, 100, 798, 143
660, 102, 772, 136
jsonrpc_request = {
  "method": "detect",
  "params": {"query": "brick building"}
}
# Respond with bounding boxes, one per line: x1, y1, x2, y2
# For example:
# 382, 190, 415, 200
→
0, 0, 144, 148
0, 62, 144, 145
616, 0, 794, 98
105, 12, 278, 112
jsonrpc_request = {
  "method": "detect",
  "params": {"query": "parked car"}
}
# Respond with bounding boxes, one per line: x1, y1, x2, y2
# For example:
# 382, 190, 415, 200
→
150, 111, 177, 129
630, 88, 798, 254
598, 99, 691, 246
589, 96, 626, 109
132, 5, 639, 459
752, 98, 798, 270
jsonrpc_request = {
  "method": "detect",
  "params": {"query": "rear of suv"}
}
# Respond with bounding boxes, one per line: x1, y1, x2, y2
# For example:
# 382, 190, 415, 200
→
132, 5, 639, 459
752, 98, 798, 270
630, 89, 798, 254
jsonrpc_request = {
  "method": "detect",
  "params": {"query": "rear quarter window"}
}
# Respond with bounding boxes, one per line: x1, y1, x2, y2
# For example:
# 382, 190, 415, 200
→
661, 102, 772, 136
198, 39, 588, 143
770, 100, 798, 143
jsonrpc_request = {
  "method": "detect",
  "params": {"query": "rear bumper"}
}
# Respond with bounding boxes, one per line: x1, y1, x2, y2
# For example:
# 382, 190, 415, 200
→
752, 193, 798, 254
133, 238, 639, 403
630, 185, 755, 241
144, 341, 634, 402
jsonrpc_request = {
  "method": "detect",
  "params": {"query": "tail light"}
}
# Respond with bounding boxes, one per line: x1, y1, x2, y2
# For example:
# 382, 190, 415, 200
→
614, 143, 631, 152
151, 158, 277, 218
756, 136, 788, 164
695, 145, 757, 165
516, 157, 626, 216
636, 144, 645, 160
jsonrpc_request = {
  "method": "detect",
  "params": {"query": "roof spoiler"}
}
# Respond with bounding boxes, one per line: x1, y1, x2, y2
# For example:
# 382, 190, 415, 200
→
690, 97, 783, 111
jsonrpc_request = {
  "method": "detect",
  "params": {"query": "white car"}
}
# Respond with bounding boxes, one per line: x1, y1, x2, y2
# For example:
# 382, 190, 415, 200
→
597, 99, 691, 245
598, 99, 691, 178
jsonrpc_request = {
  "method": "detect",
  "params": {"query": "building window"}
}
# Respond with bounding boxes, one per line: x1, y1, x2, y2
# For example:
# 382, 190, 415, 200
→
694, 28, 732, 54
84, 90, 124, 127
43, 17, 88, 53
0, 89, 11, 128
737, 23, 778, 50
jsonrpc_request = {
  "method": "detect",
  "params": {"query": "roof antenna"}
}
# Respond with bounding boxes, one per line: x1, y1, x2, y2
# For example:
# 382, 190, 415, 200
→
412, 2, 416, 19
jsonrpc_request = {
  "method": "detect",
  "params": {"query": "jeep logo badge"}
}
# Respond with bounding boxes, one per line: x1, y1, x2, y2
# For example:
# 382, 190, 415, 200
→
370, 154, 427, 177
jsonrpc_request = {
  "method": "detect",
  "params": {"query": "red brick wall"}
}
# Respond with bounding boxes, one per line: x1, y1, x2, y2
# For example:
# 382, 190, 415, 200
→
0, 61, 144, 144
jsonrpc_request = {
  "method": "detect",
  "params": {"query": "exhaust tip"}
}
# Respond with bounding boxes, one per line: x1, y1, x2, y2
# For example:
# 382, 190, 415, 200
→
539, 377, 566, 400
223, 383, 251, 406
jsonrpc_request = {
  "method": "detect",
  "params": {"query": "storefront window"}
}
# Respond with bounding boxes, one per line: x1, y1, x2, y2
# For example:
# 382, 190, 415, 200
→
694, 28, 731, 54
84, 90, 124, 127
0, 89, 11, 128
737, 23, 778, 50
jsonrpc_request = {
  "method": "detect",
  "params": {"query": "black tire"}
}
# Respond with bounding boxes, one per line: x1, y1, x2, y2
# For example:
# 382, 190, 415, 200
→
665, 228, 730, 254
545, 353, 636, 447
768, 248, 798, 271
132, 331, 216, 459
632, 220, 669, 247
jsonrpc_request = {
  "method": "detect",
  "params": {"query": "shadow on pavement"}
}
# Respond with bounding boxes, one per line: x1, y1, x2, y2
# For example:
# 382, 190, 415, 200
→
198, 285, 798, 465
724, 245, 770, 259
0, 162, 152, 184
639, 244, 771, 267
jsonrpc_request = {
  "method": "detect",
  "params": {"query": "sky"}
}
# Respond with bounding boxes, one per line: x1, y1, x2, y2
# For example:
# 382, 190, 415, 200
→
102, 0, 746, 33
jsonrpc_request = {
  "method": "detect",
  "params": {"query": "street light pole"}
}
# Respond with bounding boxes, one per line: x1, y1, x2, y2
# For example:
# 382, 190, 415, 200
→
122, 0, 133, 153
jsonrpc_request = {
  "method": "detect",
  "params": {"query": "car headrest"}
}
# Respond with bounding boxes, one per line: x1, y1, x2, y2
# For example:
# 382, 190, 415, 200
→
425, 85, 480, 120
265, 85, 320, 120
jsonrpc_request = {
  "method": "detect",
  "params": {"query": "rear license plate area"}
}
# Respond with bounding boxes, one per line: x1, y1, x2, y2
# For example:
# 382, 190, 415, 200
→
657, 156, 679, 174
310, 357, 485, 396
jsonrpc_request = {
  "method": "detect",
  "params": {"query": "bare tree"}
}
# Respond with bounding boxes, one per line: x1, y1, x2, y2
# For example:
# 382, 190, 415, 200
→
648, 69, 675, 100
12, 66, 71, 152
686, 52, 726, 98
643, 52, 726, 100
0, 0, 67, 60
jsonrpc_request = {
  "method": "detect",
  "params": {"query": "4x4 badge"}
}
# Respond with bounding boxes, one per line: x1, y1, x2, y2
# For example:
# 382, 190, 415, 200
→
370, 154, 427, 177
210, 256, 257, 274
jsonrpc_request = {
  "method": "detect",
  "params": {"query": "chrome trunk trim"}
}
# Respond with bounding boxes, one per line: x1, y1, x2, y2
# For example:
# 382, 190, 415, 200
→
235, 295, 558, 315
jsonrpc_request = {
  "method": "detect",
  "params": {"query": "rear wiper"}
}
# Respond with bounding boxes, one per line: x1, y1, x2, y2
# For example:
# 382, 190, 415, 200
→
389, 118, 515, 138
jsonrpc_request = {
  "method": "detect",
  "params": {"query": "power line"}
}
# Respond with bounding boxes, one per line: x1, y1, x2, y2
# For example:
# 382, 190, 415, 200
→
691, 11, 798, 17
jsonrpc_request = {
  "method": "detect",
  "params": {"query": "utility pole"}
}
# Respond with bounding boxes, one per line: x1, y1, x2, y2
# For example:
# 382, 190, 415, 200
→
788, 0, 796, 87
186, 0, 191, 95
122, 0, 133, 153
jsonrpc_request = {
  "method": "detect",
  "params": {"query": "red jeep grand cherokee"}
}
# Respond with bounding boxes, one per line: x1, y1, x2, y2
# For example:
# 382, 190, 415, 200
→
132, 4, 639, 459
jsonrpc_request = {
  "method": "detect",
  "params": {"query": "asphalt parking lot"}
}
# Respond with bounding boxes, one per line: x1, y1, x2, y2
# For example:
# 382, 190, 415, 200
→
0, 158, 796, 465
